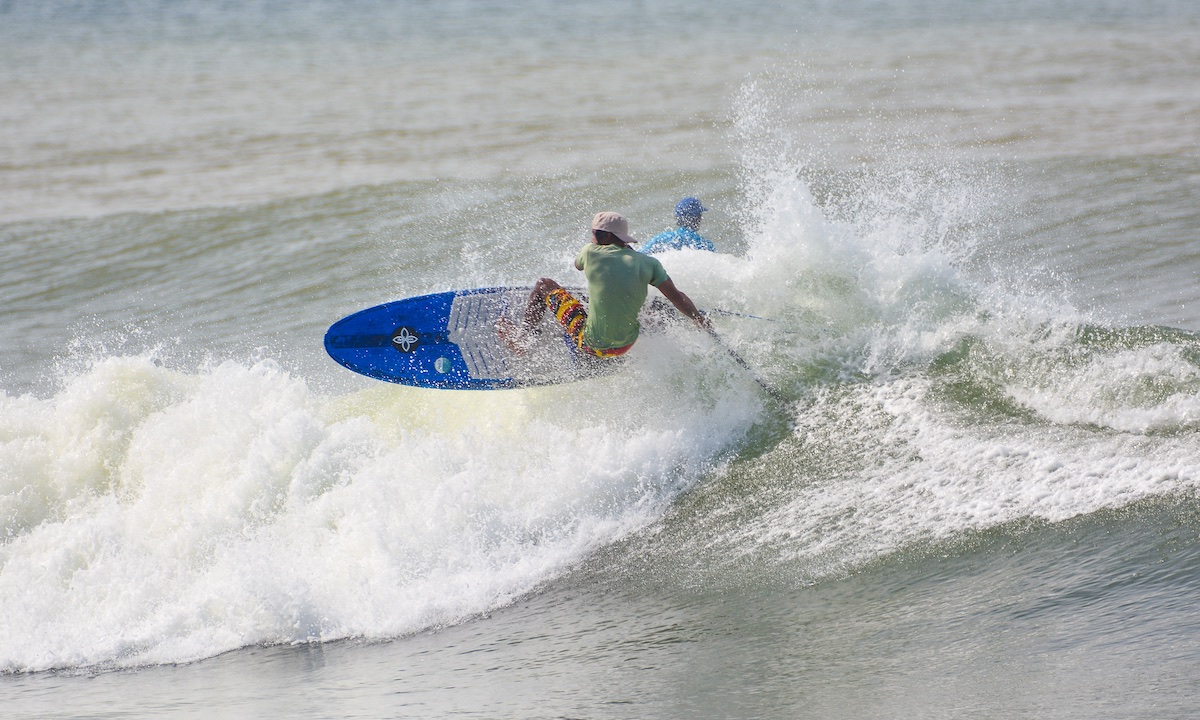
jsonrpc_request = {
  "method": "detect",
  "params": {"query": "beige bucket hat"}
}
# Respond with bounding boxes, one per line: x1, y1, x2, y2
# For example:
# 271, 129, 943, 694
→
591, 211, 637, 244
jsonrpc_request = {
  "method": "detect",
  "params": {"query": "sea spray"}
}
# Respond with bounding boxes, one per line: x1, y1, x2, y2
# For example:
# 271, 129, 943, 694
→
626, 110, 1200, 588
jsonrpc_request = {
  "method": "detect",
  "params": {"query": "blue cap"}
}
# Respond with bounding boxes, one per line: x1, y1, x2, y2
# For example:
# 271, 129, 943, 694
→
675, 197, 708, 219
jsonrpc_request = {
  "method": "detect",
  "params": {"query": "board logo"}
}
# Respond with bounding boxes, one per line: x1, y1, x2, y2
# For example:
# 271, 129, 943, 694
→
390, 326, 420, 353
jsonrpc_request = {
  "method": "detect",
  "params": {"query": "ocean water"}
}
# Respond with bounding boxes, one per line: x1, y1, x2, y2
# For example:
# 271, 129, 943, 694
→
3, 0, 1200, 717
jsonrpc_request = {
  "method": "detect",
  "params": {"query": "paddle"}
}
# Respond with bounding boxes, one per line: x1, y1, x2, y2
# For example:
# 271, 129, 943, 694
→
705, 326, 787, 405
706, 308, 778, 322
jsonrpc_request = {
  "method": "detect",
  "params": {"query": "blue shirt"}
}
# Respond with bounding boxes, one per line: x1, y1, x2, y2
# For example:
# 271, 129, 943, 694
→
640, 227, 715, 254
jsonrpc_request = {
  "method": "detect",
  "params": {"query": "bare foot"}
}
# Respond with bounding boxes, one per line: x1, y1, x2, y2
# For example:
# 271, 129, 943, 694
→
496, 316, 530, 356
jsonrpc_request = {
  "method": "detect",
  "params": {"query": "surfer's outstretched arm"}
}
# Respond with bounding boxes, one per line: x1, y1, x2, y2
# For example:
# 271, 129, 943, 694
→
655, 279, 712, 330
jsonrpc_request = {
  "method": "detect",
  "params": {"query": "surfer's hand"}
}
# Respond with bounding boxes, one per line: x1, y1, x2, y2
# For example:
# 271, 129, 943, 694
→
694, 311, 713, 331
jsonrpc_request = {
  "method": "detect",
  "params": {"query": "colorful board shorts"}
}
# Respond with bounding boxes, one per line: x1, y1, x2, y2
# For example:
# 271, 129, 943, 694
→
544, 288, 633, 359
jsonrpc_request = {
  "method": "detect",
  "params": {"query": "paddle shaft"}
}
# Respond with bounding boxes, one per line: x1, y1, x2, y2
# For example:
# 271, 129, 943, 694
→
706, 308, 776, 322
706, 328, 786, 404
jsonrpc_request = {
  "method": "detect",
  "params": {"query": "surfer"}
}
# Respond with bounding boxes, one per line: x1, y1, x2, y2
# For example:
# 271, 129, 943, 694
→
500, 211, 711, 358
640, 197, 715, 254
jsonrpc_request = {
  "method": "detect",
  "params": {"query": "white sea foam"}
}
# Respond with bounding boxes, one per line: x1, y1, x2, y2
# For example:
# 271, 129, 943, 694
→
1004, 342, 1200, 433
0, 347, 758, 672
741, 374, 1200, 578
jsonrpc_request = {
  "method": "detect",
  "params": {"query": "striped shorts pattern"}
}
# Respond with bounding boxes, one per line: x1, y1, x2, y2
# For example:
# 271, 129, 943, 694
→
544, 288, 633, 359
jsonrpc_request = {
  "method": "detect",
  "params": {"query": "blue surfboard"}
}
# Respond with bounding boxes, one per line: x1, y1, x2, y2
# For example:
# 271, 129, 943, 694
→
324, 287, 624, 390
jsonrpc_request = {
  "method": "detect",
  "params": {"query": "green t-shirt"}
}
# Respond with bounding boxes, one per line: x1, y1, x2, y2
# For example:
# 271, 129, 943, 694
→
574, 243, 670, 349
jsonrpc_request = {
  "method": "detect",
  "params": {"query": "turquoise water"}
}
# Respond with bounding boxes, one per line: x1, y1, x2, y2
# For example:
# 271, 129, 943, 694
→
2, 1, 1200, 717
